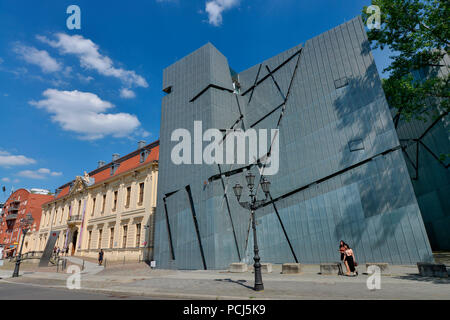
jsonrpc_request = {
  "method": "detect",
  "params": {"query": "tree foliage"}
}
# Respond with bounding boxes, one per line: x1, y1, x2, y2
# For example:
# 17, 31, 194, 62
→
362, 0, 449, 121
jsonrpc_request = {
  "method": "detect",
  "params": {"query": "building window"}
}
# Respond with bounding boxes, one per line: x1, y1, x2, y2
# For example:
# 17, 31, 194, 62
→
78, 200, 82, 215
111, 163, 120, 175
88, 231, 92, 250
60, 207, 64, 223
334, 76, 349, 89
113, 191, 118, 211
101, 194, 106, 214
135, 223, 141, 248
138, 183, 144, 205
92, 198, 96, 216
348, 139, 365, 152
122, 225, 128, 248
109, 228, 114, 248
140, 150, 150, 163
98, 229, 103, 249
125, 187, 131, 208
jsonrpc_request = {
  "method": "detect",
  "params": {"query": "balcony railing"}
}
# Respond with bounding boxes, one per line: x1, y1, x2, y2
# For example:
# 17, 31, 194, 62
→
6, 214, 17, 221
8, 206, 19, 213
68, 215, 82, 222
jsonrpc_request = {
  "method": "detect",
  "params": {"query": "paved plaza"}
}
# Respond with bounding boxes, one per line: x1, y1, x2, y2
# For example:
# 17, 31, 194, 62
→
1, 259, 449, 300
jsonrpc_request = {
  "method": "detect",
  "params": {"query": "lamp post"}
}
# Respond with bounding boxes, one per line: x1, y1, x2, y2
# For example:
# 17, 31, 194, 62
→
12, 213, 34, 278
232, 172, 271, 291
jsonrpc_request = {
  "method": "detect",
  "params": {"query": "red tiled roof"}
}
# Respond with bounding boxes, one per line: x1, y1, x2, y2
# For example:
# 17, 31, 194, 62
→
47, 141, 159, 204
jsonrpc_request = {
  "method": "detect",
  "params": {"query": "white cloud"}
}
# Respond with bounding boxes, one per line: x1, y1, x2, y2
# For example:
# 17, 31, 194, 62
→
13, 44, 62, 73
77, 73, 94, 83
18, 168, 62, 180
0, 151, 36, 167
1, 177, 11, 183
120, 88, 136, 99
30, 89, 142, 140
205, 0, 239, 26
37, 33, 148, 88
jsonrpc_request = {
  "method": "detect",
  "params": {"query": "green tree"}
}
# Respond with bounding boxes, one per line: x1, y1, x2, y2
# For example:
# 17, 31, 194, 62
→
362, 0, 449, 122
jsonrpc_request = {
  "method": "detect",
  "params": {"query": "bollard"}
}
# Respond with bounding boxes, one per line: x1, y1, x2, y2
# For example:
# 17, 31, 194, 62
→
104, 258, 107, 269
82, 260, 85, 271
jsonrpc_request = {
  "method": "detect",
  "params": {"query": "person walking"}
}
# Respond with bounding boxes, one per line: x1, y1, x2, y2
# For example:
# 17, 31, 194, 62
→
98, 249, 104, 266
339, 240, 346, 261
343, 244, 358, 276
338, 240, 347, 275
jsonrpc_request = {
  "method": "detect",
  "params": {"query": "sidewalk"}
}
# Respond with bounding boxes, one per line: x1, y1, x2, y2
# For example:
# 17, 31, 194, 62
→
1, 263, 449, 300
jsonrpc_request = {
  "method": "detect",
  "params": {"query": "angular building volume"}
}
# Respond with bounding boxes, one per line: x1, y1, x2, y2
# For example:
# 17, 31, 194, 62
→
154, 16, 434, 270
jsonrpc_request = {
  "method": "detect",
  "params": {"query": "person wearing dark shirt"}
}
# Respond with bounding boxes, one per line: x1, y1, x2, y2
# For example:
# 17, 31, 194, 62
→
98, 249, 104, 266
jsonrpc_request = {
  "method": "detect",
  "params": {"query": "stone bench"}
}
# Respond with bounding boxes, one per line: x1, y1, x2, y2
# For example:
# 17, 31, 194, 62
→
261, 263, 272, 273
248, 263, 273, 273
366, 263, 390, 275
320, 263, 343, 275
417, 263, 448, 278
282, 263, 302, 274
229, 263, 248, 273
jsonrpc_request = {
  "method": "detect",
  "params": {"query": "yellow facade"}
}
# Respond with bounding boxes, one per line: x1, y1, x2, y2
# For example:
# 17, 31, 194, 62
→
31, 161, 158, 262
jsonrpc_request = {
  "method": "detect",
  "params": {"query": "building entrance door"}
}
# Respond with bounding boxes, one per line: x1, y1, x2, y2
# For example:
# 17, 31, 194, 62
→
71, 229, 78, 256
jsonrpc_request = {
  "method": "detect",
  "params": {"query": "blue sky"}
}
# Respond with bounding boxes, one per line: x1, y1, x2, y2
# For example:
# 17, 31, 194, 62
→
0, 0, 392, 201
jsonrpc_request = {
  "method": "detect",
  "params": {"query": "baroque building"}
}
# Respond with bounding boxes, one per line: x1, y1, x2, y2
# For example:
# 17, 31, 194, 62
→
31, 141, 159, 262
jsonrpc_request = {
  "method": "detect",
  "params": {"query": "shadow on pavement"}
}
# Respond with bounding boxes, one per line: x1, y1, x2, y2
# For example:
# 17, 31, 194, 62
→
392, 273, 450, 285
214, 278, 254, 290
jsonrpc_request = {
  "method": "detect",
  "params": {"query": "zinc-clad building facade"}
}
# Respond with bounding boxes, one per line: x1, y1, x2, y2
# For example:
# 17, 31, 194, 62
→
395, 53, 450, 251
154, 16, 434, 270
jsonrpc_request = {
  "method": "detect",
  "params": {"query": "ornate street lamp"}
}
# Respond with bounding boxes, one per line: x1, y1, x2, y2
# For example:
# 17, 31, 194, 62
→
232, 171, 271, 291
12, 213, 34, 278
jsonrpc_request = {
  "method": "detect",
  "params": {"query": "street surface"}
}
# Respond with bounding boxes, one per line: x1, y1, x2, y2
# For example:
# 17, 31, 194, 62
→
0, 281, 158, 300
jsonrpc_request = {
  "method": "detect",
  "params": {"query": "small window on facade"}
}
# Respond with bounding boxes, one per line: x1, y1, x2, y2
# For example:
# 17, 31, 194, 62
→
92, 198, 96, 216
138, 183, 144, 205
348, 139, 365, 152
111, 163, 119, 175
102, 194, 106, 214
136, 223, 141, 248
98, 229, 103, 249
125, 187, 131, 208
112, 191, 118, 211
334, 77, 349, 89
163, 86, 172, 94
110, 227, 115, 248
122, 225, 128, 248
88, 231, 92, 250
140, 150, 150, 163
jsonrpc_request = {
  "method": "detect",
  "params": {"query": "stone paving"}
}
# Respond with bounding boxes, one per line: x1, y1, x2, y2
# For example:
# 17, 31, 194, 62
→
1, 262, 449, 300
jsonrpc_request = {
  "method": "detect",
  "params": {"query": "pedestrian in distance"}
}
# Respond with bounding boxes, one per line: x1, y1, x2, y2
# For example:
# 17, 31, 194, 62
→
98, 249, 104, 266
339, 240, 346, 262
343, 244, 358, 276
338, 240, 347, 275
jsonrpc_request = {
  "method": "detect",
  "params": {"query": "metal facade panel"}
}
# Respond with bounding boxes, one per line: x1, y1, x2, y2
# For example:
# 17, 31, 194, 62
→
154, 17, 434, 269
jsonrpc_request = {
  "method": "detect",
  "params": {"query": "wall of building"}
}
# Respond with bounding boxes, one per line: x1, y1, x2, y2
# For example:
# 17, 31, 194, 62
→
154, 16, 434, 270
30, 143, 159, 262
0, 189, 52, 255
